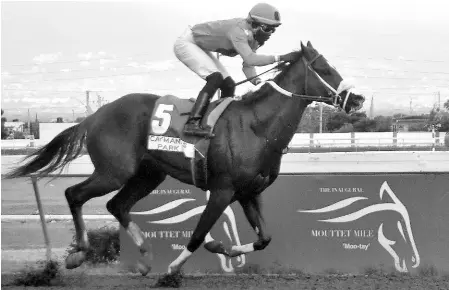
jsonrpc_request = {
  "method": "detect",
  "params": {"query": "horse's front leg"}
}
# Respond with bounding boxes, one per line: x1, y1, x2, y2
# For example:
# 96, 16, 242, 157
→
234, 195, 271, 253
167, 181, 235, 274
204, 194, 271, 257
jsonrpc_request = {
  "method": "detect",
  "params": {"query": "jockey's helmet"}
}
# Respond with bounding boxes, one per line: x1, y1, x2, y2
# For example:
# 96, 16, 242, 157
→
247, 3, 281, 27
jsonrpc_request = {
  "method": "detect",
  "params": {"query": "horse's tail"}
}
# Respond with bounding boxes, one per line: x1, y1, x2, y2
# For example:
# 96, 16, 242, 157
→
3, 118, 90, 179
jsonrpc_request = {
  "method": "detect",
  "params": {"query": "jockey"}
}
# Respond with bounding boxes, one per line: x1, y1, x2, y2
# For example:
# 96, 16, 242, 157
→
173, 2, 300, 138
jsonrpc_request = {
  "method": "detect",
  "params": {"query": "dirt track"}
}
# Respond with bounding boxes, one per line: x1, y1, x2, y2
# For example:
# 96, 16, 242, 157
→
2, 270, 449, 290
2, 220, 448, 289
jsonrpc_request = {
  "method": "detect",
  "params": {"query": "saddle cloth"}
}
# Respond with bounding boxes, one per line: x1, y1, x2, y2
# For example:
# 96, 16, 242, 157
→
147, 95, 234, 188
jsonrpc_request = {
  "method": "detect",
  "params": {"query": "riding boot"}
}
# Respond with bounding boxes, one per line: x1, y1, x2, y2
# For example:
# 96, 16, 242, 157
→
183, 91, 214, 138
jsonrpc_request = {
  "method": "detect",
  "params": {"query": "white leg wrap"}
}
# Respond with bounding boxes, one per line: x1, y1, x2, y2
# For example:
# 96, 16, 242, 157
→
168, 248, 192, 273
127, 221, 144, 247
231, 243, 254, 254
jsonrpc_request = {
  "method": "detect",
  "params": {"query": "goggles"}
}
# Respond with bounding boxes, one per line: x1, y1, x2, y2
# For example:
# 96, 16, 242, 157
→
251, 21, 276, 33
258, 23, 276, 33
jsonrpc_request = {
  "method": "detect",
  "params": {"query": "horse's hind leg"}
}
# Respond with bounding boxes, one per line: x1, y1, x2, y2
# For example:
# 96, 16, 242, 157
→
106, 162, 166, 276
65, 171, 123, 269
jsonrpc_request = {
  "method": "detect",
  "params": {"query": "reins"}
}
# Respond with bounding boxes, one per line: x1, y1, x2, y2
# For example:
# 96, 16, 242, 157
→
233, 54, 354, 110
234, 62, 286, 86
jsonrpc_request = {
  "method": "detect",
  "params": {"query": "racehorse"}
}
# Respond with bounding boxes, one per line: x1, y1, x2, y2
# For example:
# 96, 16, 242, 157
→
4, 41, 365, 277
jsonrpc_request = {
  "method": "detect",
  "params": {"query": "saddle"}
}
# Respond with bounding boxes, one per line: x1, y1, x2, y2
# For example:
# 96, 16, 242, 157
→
148, 95, 235, 189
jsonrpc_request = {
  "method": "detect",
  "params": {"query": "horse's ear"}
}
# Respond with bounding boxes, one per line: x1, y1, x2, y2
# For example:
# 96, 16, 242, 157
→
307, 41, 313, 48
300, 41, 306, 51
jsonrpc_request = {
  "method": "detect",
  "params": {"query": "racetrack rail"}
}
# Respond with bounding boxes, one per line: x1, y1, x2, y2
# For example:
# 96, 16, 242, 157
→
1, 215, 116, 222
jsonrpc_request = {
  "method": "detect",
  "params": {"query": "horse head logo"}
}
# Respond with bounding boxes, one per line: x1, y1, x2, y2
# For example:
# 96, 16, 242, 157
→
298, 181, 420, 272
130, 190, 245, 272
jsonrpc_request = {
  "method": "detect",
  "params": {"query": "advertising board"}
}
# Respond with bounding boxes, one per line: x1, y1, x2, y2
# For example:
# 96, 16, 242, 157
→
120, 173, 449, 274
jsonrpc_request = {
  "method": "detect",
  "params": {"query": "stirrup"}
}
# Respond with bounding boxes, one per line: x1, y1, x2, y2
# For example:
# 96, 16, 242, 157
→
183, 122, 214, 138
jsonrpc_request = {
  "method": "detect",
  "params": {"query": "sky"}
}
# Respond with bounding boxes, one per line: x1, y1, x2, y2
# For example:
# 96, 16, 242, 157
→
1, 0, 449, 121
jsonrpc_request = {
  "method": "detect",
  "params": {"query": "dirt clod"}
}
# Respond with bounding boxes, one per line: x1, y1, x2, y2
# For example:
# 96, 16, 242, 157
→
11, 259, 63, 287
153, 272, 184, 288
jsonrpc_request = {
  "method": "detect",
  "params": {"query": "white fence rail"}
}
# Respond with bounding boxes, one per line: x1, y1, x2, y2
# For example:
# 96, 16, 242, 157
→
3, 152, 449, 174
289, 132, 447, 148
1, 139, 43, 149
2, 132, 447, 150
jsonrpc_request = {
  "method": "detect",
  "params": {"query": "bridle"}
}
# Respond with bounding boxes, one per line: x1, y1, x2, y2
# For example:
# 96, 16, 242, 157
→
236, 54, 355, 111
266, 54, 354, 111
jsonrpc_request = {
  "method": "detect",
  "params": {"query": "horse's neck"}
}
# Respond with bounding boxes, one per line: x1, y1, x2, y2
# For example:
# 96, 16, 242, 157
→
251, 70, 308, 149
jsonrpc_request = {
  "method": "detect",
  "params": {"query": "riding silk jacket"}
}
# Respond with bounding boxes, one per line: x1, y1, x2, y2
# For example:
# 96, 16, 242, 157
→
191, 18, 277, 80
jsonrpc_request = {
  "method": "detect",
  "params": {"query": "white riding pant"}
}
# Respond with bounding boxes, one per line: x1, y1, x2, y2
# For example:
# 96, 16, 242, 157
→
173, 27, 230, 80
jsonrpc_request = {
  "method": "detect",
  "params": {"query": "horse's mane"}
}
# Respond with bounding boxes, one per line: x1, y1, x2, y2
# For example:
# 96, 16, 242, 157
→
239, 49, 304, 105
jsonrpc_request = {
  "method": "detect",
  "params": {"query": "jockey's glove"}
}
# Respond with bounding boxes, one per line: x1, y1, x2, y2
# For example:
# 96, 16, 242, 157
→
279, 51, 301, 63
252, 78, 262, 85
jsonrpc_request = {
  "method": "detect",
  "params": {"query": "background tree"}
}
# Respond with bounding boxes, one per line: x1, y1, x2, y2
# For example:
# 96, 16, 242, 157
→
353, 118, 378, 132
30, 121, 40, 139
438, 114, 449, 132
326, 110, 393, 132
393, 113, 406, 119
428, 108, 449, 132
297, 105, 335, 133
334, 123, 354, 133
408, 123, 428, 131
1, 109, 8, 139
326, 111, 351, 132
373, 115, 393, 132
13, 131, 25, 139
75, 116, 86, 123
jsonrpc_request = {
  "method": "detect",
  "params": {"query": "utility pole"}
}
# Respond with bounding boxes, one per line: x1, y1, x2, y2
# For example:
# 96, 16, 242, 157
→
84, 91, 94, 116
319, 102, 323, 133
369, 95, 374, 119
86, 91, 90, 116
437, 91, 441, 110
27, 108, 31, 135
97, 93, 102, 108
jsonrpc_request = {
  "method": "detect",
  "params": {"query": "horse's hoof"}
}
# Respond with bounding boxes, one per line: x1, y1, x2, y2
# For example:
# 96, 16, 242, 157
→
65, 251, 86, 269
136, 257, 152, 276
204, 241, 228, 255
235, 253, 246, 267
167, 264, 177, 275
168, 261, 184, 275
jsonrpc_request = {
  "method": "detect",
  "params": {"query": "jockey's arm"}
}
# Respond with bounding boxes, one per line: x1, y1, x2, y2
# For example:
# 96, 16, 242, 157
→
241, 63, 260, 85
228, 27, 278, 67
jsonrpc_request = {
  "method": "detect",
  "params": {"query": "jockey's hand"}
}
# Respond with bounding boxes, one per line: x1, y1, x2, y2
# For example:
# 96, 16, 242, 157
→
280, 51, 301, 63
252, 78, 262, 86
